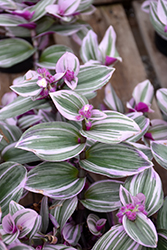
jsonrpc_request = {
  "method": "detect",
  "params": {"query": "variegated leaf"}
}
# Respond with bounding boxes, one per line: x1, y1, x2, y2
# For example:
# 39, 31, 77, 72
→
40, 196, 49, 234
147, 119, 167, 140
80, 29, 102, 63
50, 90, 88, 120
0, 162, 27, 216
10, 79, 41, 98
132, 80, 154, 105
80, 142, 152, 178
80, 111, 140, 144
87, 214, 105, 236
92, 224, 142, 250
25, 162, 86, 199
157, 196, 167, 230
29, 0, 55, 22
0, 38, 36, 68
43, 245, 77, 250
74, 65, 115, 95
1, 142, 40, 164
104, 82, 124, 113
0, 96, 47, 120
37, 45, 73, 69
50, 196, 78, 231
150, 1, 167, 40
123, 213, 158, 248
62, 222, 82, 246
0, 14, 28, 26
151, 140, 167, 170
157, 229, 167, 249
126, 112, 150, 142
9, 244, 35, 250
156, 88, 167, 115
16, 122, 86, 162
124, 167, 164, 217
80, 180, 122, 212
128, 142, 153, 160
0, 121, 22, 144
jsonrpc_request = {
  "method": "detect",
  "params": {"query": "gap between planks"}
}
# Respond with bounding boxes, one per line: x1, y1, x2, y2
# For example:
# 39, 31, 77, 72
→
133, 1, 167, 89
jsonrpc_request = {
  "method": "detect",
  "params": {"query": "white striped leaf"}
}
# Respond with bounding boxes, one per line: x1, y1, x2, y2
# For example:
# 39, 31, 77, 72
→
80, 29, 103, 63
124, 167, 164, 217
0, 121, 22, 144
157, 196, 167, 230
50, 196, 78, 231
0, 0, 17, 9
128, 142, 153, 160
0, 162, 27, 216
16, 122, 86, 161
0, 239, 8, 250
62, 222, 82, 246
156, 88, 167, 115
0, 96, 47, 120
9, 200, 24, 216
1, 142, 40, 164
132, 80, 154, 105
87, 213, 105, 236
74, 65, 115, 95
157, 229, 167, 249
120, 185, 134, 206
0, 14, 28, 26
80, 111, 140, 144
92, 224, 142, 250
28, 0, 55, 22
104, 82, 124, 113
48, 22, 90, 36
147, 119, 167, 140
37, 45, 73, 69
80, 142, 152, 178
80, 180, 122, 212
123, 213, 158, 248
50, 90, 88, 120
126, 112, 150, 142
151, 140, 167, 170
9, 244, 35, 250
17, 114, 43, 130
0, 38, 36, 68
25, 161, 86, 199
99, 25, 122, 64
150, 1, 167, 40
10, 79, 41, 98
43, 245, 77, 250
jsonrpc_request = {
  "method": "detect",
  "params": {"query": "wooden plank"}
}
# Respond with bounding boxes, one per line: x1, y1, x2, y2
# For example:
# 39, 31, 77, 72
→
93, 0, 132, 5
133, 1, 167, 88
81, 4, 161, 120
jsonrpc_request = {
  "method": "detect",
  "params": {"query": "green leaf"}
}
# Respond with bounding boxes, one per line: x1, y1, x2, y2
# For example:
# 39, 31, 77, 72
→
37, 45, 73, 69
157, 229, 167, 250
43, 245, 77, 250
1, 142, 40, 164
124, 167, 164, 217
80, 142, 153, 178
157, 196, 167, 230
74, 65, 115, 95
16, 122, 86, 162
150, 140, 167, 170
0, 38, 36, 67
29, 0, 55, 22
80, 180, 122, 212
50, 196, 78, 231
80, 111, 140, 144
123, 213, 158, 248
50, 90, 88, 120
0, 162, 27, 216
92, 225, 142, 250
25, 162, 86, 199
0, 96, 47, 120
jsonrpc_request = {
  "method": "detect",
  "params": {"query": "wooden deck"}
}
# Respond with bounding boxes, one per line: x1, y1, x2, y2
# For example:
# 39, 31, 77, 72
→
1, 1, 167, 202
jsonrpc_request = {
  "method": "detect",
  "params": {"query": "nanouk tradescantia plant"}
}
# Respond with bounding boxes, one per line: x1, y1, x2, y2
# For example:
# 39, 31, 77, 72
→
0, 0, 94, 70
0, 1, 167, 250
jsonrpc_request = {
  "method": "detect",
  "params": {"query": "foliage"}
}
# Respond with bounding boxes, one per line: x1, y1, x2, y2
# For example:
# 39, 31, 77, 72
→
0, 0, 167, 250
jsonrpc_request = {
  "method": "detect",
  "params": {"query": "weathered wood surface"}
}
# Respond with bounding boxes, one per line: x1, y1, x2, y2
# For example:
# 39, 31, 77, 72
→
93, 0, 132, 5
55, 4, 161, 120
133, 1, 167, 88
